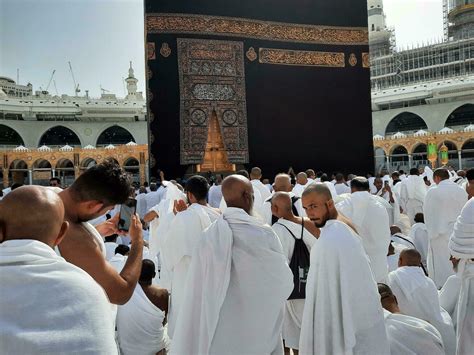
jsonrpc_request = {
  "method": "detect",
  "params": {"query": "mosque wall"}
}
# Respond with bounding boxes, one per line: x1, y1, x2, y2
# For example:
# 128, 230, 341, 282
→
372, 100, 474, 135
1, 121, 148, 148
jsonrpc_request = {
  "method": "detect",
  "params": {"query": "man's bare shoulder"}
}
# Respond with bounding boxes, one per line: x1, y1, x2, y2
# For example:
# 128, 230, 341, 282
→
59, 222, 103, 256
143, 285, 169, 311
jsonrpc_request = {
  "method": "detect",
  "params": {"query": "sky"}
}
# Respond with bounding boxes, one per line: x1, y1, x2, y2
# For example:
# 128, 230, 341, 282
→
1, 0, 444, 98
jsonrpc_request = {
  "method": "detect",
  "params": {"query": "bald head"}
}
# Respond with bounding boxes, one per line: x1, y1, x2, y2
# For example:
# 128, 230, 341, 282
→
271, 192, 293, 219
296, 172, 308, 185
302, 183, 332, 201
0, 186, 68, 247
250, 167, 262, 180
399, 248, 422, 267
222, 175, 254, 214
350, 177, 370, 192
273, 173, 292, 192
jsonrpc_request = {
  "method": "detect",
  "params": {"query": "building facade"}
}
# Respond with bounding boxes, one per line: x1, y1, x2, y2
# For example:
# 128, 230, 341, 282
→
369, 0, 474, 172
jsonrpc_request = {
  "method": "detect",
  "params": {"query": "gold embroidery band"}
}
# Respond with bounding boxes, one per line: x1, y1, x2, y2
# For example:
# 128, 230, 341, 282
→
259, 48, 345, 68
146, 13, 368, 46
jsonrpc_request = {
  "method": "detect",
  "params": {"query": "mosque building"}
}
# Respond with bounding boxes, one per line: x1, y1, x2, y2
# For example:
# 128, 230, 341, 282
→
369, 0, 474, 172
0, 63, 148, 187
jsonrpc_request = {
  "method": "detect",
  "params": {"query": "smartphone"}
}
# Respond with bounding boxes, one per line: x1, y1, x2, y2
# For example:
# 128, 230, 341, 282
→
118, 198, 137, 232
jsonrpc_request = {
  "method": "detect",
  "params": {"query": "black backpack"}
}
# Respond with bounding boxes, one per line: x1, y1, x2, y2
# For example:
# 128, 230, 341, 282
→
277, 219, 310, 300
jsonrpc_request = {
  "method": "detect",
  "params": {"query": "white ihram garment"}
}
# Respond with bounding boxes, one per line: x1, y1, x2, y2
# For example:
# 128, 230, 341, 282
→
272, 218, 316, 349
162, 203, 219, 338
299, 220, 390, 355
383, 310, 444, 355
439, 273, 462, 330
399, 175, 427, 224
251, 179, 272, 202
424, 179, 467, 288
0, 240, 117, 354
261, 192, 306, 225
409, 222, 429, 267
117, 284, 169, 355
337, 191, 391, 282
448, 198, 474, 355
170, 207, 293, 355
387, 266, 456, 355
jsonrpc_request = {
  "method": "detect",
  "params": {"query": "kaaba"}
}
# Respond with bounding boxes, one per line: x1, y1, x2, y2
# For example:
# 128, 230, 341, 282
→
144, 0, 373, 179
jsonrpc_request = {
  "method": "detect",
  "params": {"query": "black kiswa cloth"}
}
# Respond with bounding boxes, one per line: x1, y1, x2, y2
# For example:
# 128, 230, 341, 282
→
276, 219, 310, 300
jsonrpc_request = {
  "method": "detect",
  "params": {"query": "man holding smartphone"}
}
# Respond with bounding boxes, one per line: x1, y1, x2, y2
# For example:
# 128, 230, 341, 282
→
57, 159, 143, 305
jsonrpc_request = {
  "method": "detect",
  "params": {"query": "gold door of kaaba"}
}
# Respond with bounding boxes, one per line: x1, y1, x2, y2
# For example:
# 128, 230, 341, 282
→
199, 111, 235, 172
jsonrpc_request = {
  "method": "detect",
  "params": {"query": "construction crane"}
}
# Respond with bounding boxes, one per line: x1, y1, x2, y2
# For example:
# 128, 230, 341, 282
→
68, 61, 80, 96
45, 70, 56, 92
100, 85, 110, 94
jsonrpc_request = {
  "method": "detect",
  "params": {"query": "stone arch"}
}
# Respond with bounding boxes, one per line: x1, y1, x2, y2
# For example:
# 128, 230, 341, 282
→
80, 157, 97, 170
389, 145, 409, 172
438, 140, 458, 151
412, 143, 428, 168
96, 125, 135, 146
8, 159, 28, 185
123, 157, 140, 183
445, 104, 474, 128
385, 112, 428, 135
461, 139, 474, 169
56, 158, 74, 169
0, 124, 25, 146
39, 125, 82, 147
9, 159, 28, 170
123, 156, 139, 167
390, 144, 409, 155
32, 159, 52, 169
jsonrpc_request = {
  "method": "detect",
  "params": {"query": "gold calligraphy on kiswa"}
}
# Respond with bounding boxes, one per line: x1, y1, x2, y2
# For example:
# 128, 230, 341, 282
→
146, 13, 368, 46
259, 48, 345, 68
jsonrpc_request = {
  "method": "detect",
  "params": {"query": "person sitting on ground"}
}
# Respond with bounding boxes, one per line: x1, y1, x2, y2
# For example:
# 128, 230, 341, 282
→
378, 283, 444, 355
117, 259, 169, 355
0, 186, 117, 353
387, 249, 456, 355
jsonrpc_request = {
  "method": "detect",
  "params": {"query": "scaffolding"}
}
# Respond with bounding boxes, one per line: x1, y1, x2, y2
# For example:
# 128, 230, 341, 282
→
370, 34, 474, 90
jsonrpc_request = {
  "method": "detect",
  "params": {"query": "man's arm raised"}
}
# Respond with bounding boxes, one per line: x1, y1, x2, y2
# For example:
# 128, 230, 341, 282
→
59, 215, 143, 305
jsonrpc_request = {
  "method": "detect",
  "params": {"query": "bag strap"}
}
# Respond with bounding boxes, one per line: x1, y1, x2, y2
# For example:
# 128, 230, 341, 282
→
276, 222, 298, 241
300, 217, 305, 238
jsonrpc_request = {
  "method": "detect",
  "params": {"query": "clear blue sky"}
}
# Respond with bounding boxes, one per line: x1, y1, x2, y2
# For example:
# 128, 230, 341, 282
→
1, 0, 444, 98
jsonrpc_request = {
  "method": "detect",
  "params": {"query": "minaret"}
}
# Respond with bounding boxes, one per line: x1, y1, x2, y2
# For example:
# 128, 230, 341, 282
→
447, 0, 474, 40
368, 0, 393, 56
125, 61, 138, 99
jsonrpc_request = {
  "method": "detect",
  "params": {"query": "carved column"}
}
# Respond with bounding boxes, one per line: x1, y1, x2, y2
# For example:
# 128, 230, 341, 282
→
139, 152, 146, 185
458, 150, 462, 170
408, 154, 413, 169
28, 169, 33, 185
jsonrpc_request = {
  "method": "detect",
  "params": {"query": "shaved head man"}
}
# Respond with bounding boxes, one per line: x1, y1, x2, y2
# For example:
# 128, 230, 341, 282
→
261, 173, 306, 225
0, 186, 117, 353
250, 166, 271, 203
274, 173, 292, 192
300, 184, 389, 354
171, 173, 293, 354
222, 174, 255, 214
301, 183, 335, 228
398, 248, 422, 267
296, 172, 308, 186
0, 186, 68, 247
271, 191, 318, 353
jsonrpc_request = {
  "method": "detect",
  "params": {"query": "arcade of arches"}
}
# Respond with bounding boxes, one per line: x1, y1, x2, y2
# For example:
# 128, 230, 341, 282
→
374, 131, 474, 172
0, 144, 148, 188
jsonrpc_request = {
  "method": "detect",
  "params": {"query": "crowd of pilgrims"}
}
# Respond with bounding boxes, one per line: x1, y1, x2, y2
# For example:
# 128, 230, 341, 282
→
1, 158, 474, 355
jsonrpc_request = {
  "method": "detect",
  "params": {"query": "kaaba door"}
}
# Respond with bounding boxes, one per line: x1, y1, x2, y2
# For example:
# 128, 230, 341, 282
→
200, 110, 235, 172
